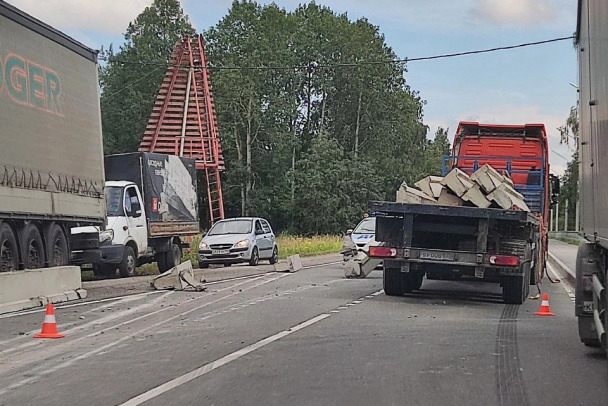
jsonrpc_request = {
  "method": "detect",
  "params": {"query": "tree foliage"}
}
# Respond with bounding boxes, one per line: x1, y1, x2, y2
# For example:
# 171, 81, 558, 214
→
99, 0, 195, 154
100, 0, 444, 234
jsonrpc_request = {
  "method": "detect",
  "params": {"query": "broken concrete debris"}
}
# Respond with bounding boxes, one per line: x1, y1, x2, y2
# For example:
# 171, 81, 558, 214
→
396, 164, 530, 211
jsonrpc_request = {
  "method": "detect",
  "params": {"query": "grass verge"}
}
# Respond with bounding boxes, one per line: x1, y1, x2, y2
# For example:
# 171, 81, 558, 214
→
276, 234, 342, 259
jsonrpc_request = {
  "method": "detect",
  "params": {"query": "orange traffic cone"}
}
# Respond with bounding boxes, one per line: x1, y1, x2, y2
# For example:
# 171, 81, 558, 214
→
534, 293, 555, 317
34, 303, 65, 339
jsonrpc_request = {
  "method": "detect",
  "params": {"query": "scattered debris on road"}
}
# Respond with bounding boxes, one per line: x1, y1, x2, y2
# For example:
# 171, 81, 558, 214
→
151, 261, 206, 292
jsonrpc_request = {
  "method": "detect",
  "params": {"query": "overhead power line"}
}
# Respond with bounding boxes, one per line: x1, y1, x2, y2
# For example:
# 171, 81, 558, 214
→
99, 36, 574, 71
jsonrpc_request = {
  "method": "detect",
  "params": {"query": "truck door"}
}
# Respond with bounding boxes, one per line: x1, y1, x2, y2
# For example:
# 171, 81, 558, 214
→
124, 186, 148, 256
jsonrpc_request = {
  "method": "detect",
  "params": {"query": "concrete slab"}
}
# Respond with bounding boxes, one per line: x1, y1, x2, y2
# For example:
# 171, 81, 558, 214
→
440, 168, 475, 197
0, 266, 85, 314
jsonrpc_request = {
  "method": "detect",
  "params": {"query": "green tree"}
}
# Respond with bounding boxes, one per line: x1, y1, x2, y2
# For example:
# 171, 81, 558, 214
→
99, 0, 195, 154
424, 127, 451, 176
205, 1, 427, 234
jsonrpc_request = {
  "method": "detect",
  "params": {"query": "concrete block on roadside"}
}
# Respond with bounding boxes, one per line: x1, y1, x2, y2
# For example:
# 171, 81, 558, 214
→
77, 289, 88, 299
152, 260, 205, 291
274, 254, 303, 273
440, 168, 475, 197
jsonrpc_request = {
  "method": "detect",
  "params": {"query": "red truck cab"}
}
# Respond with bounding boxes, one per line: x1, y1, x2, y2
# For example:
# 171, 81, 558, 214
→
445, 122, 551, 280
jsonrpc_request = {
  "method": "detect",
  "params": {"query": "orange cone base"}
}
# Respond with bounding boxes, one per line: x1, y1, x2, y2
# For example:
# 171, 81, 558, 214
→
34, 331, 65, 339
534, 310, 555, 317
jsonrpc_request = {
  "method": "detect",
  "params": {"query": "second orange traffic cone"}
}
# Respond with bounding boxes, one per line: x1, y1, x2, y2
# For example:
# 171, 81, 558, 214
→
534, 293, 555, 317
34, 303, 65, 339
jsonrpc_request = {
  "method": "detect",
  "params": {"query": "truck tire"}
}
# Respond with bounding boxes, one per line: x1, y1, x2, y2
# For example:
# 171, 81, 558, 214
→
0, 223, 19, 272
158, 243, 181, 273
383, 267, 403, 296
118, 246, 136, 278
503, 274, 526, 304
411, 272, 424, 291
45, 224, 69, 267
20, 224, 45, 269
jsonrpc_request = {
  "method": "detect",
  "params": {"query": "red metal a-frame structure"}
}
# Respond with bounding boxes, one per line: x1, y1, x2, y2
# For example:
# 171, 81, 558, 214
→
139, 35, 224, 225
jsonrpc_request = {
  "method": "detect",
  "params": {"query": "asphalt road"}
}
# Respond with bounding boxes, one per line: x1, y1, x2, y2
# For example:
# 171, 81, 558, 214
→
0, 252, 606, 406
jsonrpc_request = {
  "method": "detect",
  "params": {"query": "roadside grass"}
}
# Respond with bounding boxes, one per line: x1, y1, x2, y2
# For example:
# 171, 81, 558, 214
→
276, 234, 342, 259
549, 236, 583, 246
82, 234, 340, 280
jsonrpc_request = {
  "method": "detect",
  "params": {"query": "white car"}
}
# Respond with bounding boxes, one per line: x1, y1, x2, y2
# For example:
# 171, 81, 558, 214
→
342, 217, 376, 260
198, 217, 278, 268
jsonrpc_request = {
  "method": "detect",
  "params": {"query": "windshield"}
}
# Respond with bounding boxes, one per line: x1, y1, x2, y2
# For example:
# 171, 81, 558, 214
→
354, 217, 376, 234
105, 186, 123, 217
208, 219, 253, 235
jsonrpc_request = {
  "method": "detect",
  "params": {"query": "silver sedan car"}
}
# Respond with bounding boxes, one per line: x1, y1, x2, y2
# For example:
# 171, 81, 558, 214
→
198, 217, 279, 268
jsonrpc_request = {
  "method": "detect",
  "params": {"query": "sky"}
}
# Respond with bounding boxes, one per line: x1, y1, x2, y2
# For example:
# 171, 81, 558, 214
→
5, 0, 579, 175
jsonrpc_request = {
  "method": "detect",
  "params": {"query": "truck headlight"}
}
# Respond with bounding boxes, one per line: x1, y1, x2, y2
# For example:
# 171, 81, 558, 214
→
99, 229, 114, 244
234, 239, 249, 248
199, 241, 209, 250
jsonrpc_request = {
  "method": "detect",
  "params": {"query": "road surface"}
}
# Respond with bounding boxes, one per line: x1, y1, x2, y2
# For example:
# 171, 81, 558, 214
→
0, 248, 605, 406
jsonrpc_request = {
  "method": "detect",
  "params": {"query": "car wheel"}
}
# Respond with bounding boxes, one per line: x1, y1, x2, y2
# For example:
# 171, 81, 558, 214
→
224, 263, 232, 267
199, 263, 209, 269
118, 246, 136, 278
269, 246, 278, 264
249, 247, 259, 266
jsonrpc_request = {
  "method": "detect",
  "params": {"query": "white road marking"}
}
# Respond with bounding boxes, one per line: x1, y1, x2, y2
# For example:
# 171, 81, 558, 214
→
0, 290, 166, 320
119, 314, 332, 406
547, 262, 575, 301
0, 275, 288, 395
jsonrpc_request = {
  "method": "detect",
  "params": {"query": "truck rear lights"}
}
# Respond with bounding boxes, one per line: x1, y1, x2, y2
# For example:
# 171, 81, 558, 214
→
369, 246, 398, 258
489, 255, 519, 266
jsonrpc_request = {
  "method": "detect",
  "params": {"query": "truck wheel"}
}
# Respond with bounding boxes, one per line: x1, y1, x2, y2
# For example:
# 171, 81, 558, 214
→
503, 275, 526, 304
249, 247, 259, 266
46, 224, 69, 267
383, 268, 403, 296
20, 224, 45, 269
411, 272, 424, 291
118, 246, 136, 278
0, 223, 19, 272
158, 243, 181, 273
269, 246, 279, 265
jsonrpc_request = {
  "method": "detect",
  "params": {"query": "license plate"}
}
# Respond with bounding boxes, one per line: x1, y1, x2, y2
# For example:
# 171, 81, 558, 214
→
420, 251, 455, 261
212, 249, 229, 255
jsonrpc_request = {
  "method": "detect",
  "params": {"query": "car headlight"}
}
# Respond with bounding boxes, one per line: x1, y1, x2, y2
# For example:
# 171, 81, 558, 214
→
99, 229, 114, 244
199, 241, 209, 250
234, 239, 249, 248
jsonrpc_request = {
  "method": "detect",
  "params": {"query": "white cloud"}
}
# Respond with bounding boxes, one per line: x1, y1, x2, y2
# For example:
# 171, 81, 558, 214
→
470, 0, 557, 25
6, 0, 152, 35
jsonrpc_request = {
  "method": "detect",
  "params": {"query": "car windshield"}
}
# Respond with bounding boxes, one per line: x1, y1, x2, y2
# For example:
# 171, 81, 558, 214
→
208, 219, 253, 235
354, 217, 376, 233
105, 186, 123, 217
